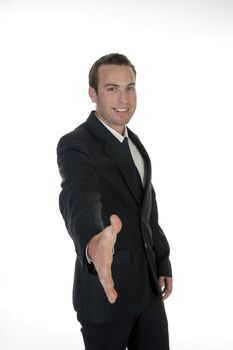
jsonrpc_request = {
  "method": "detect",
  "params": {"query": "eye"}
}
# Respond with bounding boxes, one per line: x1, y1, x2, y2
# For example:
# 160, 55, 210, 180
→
107, 87, 117, 92
128, 86, 135, 92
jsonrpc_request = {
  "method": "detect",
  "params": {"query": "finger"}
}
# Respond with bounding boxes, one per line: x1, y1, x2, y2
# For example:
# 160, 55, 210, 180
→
161, 285, 167, 300
161, 287, 169, 300
109, 214, 122, 235
98, 266, 118, 304
162, 289, 172, 301
105, 285, 118, 304
161, 279, 173, 301
159, 277, 165, 289
102, 215, 122, 248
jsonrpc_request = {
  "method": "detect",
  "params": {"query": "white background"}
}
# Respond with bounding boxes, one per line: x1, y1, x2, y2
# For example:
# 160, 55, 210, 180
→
0, 1, 233, 349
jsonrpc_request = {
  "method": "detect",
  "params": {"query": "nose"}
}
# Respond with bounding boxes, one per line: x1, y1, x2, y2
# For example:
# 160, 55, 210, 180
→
117, 90, 127, 104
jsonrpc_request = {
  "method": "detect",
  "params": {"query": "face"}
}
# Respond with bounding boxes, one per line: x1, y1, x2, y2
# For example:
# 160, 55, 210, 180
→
89, 64, 137, 135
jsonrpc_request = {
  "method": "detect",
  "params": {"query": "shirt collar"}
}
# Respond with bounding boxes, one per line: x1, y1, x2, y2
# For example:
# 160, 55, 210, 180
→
95, 114, 128, 143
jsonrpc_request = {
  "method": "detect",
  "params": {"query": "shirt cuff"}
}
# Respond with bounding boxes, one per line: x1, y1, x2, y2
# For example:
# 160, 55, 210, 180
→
85, 244, 115, 264
86, 244, 93, 264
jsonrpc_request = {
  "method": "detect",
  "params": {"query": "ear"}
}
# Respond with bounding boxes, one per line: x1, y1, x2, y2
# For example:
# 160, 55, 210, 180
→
88, 87, 97, 103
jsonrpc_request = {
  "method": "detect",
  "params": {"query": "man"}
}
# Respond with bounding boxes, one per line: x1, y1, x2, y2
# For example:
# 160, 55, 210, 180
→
57, 53, 173, 350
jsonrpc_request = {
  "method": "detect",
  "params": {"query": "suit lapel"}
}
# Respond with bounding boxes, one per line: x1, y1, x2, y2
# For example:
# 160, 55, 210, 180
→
104, 132, 142, 204
128, 128, 151, 207
86, 112, 151, 206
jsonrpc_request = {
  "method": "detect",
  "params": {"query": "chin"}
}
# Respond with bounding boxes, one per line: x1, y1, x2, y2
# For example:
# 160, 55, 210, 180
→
112, 111, 134, 122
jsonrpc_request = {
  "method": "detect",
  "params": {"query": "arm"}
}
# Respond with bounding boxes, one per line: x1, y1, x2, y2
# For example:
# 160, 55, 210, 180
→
57, 139, 105, 268
150, 185, 173, 299
57, 138, 122, 303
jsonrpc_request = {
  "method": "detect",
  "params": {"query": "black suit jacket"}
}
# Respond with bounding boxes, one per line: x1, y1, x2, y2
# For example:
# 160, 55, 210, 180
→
57, 111, 172, 323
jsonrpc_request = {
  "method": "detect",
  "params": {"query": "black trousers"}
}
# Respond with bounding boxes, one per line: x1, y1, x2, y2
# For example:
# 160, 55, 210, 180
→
78, 289, 170, 350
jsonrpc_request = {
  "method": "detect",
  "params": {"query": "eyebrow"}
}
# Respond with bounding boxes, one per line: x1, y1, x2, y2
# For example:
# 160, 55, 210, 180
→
104, 82, 136, 88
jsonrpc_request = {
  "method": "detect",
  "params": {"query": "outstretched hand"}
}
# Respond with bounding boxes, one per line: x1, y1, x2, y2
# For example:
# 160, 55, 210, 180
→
87, 215, 122, 304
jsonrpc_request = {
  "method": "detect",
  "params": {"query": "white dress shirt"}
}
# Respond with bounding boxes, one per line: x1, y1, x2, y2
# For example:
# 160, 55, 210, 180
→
97, 117, 145, 185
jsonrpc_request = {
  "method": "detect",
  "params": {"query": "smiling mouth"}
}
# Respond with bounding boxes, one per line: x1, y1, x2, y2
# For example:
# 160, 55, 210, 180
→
113, 108, 129, 112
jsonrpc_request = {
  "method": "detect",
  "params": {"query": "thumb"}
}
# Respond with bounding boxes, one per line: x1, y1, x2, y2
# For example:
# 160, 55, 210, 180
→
109, 214, 122, 235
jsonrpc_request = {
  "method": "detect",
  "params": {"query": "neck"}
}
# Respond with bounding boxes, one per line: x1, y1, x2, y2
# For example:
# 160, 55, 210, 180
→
95, 112, 125, 135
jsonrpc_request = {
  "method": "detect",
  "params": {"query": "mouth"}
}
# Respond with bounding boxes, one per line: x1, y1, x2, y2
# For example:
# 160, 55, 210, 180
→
113, 108, 129, 112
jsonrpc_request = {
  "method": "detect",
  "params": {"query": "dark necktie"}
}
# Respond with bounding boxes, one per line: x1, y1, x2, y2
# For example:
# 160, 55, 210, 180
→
122, 137, 143, 203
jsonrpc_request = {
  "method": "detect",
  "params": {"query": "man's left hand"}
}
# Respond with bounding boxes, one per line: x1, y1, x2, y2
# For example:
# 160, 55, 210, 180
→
159, 276, 173, 301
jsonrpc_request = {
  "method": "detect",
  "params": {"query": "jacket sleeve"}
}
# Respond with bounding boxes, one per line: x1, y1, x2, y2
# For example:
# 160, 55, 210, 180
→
150, 185, 172, 277
57, 137, 105, 270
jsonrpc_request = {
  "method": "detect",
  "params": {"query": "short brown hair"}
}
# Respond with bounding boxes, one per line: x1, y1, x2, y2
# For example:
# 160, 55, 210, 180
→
89, 53, 136, 93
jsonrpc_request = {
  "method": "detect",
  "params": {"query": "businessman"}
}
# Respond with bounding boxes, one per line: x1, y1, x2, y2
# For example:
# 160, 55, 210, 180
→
57, 53, 173, 349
